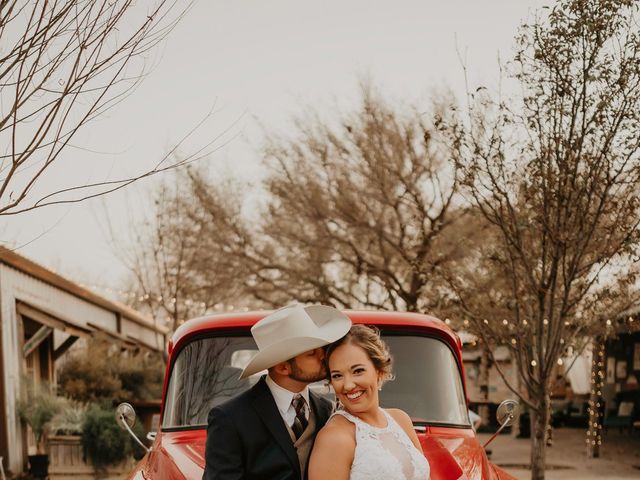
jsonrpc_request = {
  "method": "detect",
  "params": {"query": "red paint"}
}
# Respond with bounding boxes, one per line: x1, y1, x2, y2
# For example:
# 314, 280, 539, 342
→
127, 311, 517, 480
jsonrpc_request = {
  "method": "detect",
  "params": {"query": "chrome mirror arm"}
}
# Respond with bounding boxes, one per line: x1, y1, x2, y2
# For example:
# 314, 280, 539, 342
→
115, 402, 151, 453
482, 399, 520, 448
482, 412, 513, 448
118, 411, 150, 453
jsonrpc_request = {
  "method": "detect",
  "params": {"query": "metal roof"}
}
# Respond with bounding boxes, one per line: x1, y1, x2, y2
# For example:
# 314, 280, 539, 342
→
0, 245, 167, 335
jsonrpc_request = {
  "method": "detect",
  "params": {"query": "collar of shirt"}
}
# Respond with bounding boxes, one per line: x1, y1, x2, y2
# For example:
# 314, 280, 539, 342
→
265, 373, 310, 426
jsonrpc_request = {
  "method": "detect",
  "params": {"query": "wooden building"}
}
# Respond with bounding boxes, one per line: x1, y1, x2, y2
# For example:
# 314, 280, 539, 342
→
0, 246, 167, 475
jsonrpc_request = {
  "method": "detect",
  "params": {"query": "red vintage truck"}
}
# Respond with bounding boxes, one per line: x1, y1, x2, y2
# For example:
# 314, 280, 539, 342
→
117, 310, 519, 480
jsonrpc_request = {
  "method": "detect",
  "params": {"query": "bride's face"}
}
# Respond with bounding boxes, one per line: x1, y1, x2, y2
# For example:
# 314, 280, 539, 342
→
328, 342, 382, 414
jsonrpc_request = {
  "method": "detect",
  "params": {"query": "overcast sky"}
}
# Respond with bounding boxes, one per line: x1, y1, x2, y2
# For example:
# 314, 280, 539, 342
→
3, 0, 548, 299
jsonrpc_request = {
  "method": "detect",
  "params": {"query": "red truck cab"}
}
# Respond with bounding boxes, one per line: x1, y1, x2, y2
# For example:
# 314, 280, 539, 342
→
121, 310, 517, 480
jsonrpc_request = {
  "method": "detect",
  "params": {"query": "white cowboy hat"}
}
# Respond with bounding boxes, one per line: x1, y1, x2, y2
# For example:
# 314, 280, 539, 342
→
240, 304, 351, 379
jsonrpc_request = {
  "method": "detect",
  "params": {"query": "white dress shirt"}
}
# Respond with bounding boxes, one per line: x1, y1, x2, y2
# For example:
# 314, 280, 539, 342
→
265, 374, 310, 427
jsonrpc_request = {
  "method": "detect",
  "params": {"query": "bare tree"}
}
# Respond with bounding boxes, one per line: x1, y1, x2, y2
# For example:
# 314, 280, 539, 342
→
128, 85, 466, 319
0, 0, 199, 215
234, 85, 464, 311
454, 1, 640, 478
119, 168, 247, 332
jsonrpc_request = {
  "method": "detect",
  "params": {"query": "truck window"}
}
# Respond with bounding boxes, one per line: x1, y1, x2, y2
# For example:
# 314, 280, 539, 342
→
162, 333, 470, 429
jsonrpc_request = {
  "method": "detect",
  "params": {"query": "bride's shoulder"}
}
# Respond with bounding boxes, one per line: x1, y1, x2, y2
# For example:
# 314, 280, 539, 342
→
317, 414, 356, 445
309, 414, 356, 478
325, 412, 357, 430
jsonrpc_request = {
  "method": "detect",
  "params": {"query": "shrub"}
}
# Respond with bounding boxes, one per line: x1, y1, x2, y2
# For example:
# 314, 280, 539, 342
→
49, 402, 86, 436
58, 338, 164, 403
118, 353, 165, 401
81, 404, 145, 470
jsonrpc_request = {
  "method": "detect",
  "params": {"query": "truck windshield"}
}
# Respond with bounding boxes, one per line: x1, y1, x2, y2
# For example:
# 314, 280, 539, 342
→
162, 333, 470, 429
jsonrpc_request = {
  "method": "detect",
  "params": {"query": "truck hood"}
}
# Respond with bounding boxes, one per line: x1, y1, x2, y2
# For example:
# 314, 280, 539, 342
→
421, 429, 505, 480
142, 428, 510, 480
135, 432, 205, 479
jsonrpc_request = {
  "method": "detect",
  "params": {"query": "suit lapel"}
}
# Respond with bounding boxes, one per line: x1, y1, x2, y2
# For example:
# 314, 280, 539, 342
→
308, 391, 332, 431
250, 378, 301, 478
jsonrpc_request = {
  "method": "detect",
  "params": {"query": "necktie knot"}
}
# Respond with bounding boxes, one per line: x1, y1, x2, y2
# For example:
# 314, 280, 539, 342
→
291, 394, 308, 439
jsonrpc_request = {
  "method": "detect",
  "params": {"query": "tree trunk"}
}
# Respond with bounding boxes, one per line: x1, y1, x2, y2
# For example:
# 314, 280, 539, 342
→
587, 339, 605, 458
478, 347, 491, 426
510, 363, 522, 438
530, 393, 550, 480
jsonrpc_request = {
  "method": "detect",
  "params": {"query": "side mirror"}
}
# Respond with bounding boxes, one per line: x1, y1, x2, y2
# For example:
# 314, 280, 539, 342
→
496, 399, 520, 427
115, 402, 137, 430
483, 399, 520, 448
115, 402, 150, 453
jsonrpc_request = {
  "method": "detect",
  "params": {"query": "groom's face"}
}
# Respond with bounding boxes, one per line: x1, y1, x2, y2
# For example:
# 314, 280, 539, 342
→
287, 348, 327, 383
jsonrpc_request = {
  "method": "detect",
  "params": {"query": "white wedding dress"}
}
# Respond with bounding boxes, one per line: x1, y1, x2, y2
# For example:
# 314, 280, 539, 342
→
331, 409, 430, 480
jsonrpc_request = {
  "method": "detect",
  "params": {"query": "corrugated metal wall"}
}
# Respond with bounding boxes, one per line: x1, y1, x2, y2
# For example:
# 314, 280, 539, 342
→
0, 264, 164, 473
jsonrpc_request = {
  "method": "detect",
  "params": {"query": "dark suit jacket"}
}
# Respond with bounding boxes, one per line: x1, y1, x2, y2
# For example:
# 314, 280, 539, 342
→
203, 377, 332, 480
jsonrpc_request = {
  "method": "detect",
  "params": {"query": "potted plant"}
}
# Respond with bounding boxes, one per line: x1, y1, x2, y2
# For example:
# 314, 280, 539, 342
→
17, 383, 66, 478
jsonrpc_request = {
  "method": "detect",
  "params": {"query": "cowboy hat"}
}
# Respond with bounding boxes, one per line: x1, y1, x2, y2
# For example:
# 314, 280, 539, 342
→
240, 304, 351, 379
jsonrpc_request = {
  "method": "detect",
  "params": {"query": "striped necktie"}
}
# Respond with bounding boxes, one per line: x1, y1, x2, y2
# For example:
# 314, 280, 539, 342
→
291, 394, 308, 439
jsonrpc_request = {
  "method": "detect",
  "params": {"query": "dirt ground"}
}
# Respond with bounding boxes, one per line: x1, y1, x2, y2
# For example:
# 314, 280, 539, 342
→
477, 427, 640, 479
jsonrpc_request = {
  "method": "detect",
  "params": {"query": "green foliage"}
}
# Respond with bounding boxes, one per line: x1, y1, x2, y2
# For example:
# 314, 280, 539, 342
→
17, 383, 67, 453
81, 404, 145, 470
57, 338, 164, 403
49, 402, 86, 436
119, 355, 165, 401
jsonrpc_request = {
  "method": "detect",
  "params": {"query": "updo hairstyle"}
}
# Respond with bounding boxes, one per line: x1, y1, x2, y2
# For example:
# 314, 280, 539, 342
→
325, 324, 394, 386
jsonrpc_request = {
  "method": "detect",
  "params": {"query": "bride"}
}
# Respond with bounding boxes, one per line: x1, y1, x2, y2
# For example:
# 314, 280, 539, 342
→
308, 325, 430, 480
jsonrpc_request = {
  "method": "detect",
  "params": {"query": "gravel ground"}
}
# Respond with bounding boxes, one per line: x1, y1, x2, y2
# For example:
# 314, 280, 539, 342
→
476, 427, 640, 479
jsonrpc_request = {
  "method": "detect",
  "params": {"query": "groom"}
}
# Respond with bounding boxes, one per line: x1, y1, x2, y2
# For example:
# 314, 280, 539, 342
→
203, 304, 351, 480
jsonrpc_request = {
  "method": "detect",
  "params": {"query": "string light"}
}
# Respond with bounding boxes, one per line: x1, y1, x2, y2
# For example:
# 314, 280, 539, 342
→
587, 340, 605, 457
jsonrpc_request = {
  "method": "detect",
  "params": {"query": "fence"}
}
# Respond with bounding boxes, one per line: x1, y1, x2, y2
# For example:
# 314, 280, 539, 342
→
48, 436, 133, 479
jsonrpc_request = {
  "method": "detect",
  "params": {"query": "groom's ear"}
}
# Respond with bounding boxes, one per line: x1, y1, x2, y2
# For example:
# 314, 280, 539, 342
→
272, 361, 291, 376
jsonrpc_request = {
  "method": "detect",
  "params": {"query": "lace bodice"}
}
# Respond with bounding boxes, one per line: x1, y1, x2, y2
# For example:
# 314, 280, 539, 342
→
331, 409, 430, 480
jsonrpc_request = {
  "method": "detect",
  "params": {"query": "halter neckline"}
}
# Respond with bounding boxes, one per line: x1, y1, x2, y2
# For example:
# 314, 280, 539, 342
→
337, 408, 391, 430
